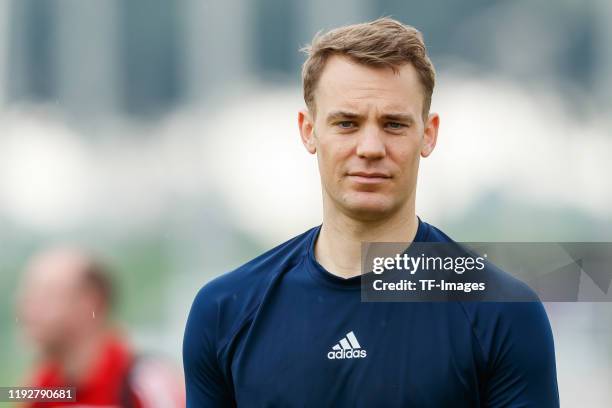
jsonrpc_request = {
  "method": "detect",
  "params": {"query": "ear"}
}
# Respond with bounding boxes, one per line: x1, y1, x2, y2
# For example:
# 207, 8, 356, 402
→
421, 112, 439, 158
298, 108, 317, 154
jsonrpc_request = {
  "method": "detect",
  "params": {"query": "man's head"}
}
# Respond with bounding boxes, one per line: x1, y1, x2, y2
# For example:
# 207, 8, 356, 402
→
17, 247, 114, 356
298, 17, 439, 221
301, 17, 435, 120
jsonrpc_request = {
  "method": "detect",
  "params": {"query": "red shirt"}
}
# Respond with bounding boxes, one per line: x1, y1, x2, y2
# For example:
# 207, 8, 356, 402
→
26, 334, 142, 408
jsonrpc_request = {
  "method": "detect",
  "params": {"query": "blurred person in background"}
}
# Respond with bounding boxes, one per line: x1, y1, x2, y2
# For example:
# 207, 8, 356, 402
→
17, 246, 184, 407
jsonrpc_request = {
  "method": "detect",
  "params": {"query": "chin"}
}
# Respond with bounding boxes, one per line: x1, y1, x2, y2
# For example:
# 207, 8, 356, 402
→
341, 193, 397, 220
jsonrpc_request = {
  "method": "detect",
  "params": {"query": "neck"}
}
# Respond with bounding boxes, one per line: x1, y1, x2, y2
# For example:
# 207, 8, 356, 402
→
315, 199, 419, 279
50, 324, 110, 382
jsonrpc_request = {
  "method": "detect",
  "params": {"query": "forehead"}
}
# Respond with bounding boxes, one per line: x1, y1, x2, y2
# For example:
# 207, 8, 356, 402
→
314, 55, 424, 115
22, 250, 86, 293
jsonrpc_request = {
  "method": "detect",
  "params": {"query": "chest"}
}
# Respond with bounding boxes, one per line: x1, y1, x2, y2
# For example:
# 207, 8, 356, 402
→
228, 297, 483, 407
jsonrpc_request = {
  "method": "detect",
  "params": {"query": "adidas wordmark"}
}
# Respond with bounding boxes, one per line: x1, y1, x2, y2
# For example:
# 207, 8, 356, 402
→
327, 331, 367, 359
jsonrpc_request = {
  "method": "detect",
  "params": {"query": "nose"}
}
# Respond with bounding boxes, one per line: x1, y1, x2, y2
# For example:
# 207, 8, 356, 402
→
355, 124, 385, 160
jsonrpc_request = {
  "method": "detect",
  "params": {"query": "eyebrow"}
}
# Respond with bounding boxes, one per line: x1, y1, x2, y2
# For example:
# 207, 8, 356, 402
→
326, 110, 362, 123
326, 110, 415, 124
381, 113, 415, 124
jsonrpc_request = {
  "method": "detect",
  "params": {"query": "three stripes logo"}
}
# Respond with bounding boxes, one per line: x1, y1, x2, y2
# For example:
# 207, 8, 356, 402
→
327, 331, 367, 359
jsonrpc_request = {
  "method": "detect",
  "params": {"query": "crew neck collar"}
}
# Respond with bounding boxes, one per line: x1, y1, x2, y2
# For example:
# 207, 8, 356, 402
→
305, 216, 429, 290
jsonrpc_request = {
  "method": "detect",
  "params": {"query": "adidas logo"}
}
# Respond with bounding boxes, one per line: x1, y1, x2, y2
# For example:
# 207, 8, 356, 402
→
327, 331, 367, 359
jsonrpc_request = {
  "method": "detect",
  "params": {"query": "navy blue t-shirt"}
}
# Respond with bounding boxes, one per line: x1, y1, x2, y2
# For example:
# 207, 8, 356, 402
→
183, 218, 560, 407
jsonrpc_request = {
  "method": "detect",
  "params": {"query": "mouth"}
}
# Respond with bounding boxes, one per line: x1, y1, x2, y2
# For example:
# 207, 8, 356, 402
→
346, 171, 391, 184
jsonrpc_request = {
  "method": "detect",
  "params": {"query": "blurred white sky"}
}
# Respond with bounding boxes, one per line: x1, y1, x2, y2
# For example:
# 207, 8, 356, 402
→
1, 72, 610, 243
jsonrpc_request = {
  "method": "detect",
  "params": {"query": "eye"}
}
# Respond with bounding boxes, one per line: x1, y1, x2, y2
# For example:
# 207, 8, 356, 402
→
337, 121, 356, 129
385, 122, 405, 130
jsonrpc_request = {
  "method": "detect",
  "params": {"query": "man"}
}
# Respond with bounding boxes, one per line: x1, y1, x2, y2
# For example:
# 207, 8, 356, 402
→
17, 246, 184, 407
183, 18, 559, 407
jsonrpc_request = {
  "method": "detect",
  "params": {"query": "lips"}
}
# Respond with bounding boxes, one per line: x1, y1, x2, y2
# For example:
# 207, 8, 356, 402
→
346, 171, 391, 184
348, 171, 391, 178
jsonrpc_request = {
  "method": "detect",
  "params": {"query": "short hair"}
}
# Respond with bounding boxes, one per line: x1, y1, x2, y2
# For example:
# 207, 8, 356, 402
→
81, 256, 115, 310
300, 17, 436, 119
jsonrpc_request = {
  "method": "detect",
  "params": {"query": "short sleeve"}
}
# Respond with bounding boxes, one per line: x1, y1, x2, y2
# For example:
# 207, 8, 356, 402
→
182, 285, 235, 407
484, 301, 560, 407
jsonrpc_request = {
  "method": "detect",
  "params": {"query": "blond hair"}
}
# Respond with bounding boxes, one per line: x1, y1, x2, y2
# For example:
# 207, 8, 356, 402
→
300, 17, 436, 119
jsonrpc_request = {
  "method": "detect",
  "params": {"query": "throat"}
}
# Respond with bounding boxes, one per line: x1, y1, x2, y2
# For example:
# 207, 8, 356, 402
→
314, 215, 419, 279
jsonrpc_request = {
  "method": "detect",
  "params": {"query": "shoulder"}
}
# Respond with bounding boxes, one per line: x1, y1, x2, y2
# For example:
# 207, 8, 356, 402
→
458, 284, 554, 376
185, 226, 318, 345
459, 298, 559, 405
196, 226, 317, 302
421, 218, 541, 300
422, 220, 553, 355
419, 219, 455, 243
459, 298, 553, 349
419, 219, 558, 401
